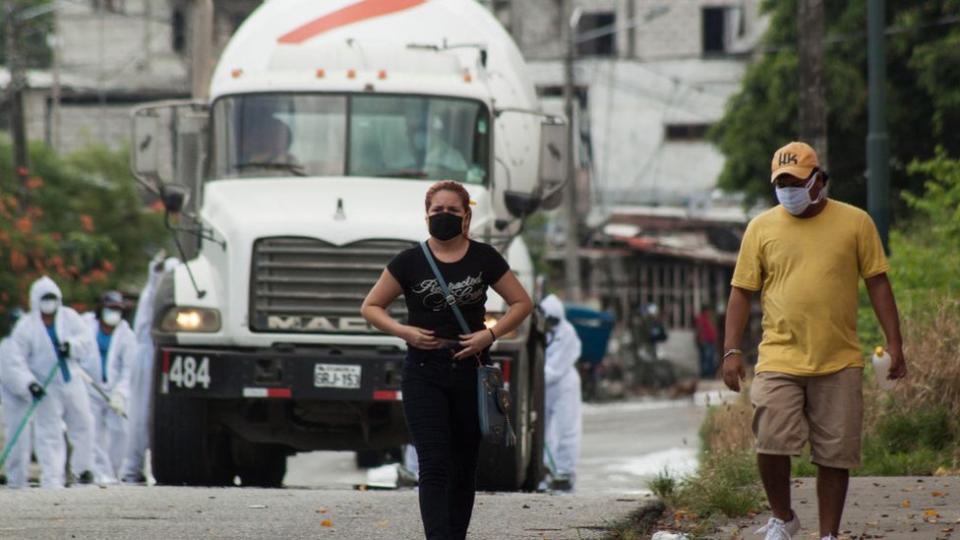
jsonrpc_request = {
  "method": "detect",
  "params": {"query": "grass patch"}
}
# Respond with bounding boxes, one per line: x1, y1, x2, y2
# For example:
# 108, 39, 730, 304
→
673, 451, 765, 518
644, 451, 765, 520
648, 468, 677, 501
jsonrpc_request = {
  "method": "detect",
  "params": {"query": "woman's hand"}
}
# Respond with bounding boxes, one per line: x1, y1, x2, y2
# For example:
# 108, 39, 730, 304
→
455, 330, 494, 360
402, 326, 441, 350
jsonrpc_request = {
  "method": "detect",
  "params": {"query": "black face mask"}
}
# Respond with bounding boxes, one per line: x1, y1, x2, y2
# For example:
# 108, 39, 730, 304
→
428, 212, 464, 241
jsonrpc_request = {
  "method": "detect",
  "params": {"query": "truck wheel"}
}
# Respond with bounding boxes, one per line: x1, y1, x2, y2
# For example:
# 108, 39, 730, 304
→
476, 326, 545, 491
152, 395, 235, 486
234, 440, 287, 488
522, 337, 546, 491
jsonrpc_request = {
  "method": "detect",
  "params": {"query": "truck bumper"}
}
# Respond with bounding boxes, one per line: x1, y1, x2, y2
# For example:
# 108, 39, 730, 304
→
157, 346, 405, 402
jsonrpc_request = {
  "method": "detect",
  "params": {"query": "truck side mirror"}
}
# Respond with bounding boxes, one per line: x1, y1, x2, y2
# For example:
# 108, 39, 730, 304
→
132, 112, 161, 184
161, 184, 189, 214
538, 120, 568, 211
129, 101, 209, 193
504, 191, 540, 218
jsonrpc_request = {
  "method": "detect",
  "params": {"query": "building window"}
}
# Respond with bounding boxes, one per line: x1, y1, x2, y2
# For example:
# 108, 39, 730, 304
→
577, 12, 616, 57
172, 8, 186, 53
702, 7, 727, 55
665, 123, 712, 141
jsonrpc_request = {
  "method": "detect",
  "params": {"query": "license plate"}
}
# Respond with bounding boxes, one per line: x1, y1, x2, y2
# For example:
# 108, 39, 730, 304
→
314, 363, 362, 389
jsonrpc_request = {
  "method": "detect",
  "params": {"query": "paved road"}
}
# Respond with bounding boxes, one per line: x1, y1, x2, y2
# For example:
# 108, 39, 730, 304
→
711, 476, 960, 540
284, 389, 724, 494
0, 387, 730, 539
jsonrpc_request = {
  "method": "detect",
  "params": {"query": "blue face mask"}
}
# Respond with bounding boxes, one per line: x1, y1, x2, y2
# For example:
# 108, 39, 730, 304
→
775, 173, 825, 215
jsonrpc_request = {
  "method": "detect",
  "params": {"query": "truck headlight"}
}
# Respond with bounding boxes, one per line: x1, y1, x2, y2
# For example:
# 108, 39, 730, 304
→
484, 313, 519, 340
159, 307, 221, 333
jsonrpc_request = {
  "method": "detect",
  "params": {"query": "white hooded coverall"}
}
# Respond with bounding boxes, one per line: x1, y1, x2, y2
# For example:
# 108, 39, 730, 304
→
540, 295, 583, 485
82, 314, 136, 484
5, 277, 96, 488
121, 257, 178, 482
0, 336, 34, 488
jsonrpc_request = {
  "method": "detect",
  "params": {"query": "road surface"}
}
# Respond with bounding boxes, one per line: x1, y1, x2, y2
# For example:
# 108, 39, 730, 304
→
0, 386, 731, 539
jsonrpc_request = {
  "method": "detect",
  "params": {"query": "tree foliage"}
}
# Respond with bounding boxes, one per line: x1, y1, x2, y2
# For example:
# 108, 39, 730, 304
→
710, 0, 960, 212
0, 138, 168, 334
0, 0, 54, 68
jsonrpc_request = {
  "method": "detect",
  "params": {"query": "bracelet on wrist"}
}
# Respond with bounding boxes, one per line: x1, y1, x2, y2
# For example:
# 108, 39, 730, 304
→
723, 348, 743, 360
488, 327, 497, 342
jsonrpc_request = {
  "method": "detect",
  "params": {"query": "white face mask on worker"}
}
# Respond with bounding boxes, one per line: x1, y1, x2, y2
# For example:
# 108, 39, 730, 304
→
775, 174, 825, 216
39, 299, 58, 315
102, 308, 123, 327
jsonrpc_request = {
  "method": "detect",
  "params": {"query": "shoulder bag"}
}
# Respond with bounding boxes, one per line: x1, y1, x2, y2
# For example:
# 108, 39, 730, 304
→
419, 241, 517, 447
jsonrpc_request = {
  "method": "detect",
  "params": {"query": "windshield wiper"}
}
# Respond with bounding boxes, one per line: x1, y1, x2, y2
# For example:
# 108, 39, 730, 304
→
236, 162, 307, 177
374, 169, 428, 179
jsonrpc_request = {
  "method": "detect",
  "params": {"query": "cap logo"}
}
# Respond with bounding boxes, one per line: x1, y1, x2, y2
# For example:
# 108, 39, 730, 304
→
778, 152, 799, 166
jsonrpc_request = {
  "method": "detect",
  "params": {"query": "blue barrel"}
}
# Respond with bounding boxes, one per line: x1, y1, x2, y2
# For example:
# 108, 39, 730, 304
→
564, 305, 615, 365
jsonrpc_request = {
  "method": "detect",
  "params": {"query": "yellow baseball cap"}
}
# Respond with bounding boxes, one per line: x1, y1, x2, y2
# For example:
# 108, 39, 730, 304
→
770, 141, 819, 183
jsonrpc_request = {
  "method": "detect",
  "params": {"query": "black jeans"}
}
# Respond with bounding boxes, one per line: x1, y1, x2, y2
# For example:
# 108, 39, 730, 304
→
402, 347, 484, 540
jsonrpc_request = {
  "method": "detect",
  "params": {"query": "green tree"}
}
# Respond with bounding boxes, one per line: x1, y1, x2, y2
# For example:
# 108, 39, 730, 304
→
710, 0, 960, 213
0, 137, 168, 334
0, 0, 54, 68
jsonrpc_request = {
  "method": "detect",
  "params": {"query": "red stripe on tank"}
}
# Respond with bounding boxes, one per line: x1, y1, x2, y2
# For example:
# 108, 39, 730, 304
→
278, 0, 428, 45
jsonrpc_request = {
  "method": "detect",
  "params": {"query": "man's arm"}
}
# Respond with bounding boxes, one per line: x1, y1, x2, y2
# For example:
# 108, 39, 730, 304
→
721, 286, 754, 392
865, 273, 907, 379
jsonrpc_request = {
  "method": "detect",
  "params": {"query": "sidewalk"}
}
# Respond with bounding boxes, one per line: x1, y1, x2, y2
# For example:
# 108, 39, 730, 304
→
709, 476, 960, 539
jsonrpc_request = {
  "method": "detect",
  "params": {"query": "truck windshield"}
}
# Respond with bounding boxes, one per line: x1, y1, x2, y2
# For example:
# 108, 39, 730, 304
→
211, 93, 490, 184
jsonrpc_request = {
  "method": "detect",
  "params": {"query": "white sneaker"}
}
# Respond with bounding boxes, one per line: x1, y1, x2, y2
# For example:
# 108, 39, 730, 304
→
755, 511, 800, 539
820, 536, 838, 540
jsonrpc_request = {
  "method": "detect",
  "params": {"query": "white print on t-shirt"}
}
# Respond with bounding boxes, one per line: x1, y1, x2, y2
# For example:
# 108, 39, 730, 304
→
412, 273, 485, 310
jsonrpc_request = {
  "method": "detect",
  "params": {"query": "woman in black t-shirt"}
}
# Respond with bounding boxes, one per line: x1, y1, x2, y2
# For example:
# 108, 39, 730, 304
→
361, 181, 532, 540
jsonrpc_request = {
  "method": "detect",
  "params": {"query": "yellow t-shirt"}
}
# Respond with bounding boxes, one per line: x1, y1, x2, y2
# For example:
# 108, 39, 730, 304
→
731, 200, 889, 376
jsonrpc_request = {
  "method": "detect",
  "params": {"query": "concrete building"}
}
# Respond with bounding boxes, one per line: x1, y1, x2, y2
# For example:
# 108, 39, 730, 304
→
505, 0, 768, 209
7, 0, 259, 154
503, 1, 769, 376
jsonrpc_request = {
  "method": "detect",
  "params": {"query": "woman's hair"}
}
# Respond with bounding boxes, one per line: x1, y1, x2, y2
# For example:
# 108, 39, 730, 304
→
424, 180, 471, 214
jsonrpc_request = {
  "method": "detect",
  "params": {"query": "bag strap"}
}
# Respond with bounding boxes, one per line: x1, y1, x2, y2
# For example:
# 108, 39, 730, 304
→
420, 241, 472, 335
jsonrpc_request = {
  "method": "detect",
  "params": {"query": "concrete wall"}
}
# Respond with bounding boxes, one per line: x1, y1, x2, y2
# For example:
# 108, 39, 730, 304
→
57, 0, 187, 92
510, 0, 766, 61
528, 57, 746, 205
27, 1, 262, 154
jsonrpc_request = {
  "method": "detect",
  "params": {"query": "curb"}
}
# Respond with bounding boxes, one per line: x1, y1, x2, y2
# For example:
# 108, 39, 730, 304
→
605, 499, 667, 539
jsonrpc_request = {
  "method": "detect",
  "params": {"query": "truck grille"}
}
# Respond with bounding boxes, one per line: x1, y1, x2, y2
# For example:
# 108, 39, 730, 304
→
250, 237, 413, 333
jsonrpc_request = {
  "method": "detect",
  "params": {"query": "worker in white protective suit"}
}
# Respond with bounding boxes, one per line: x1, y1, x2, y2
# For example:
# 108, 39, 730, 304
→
539, 294, 582, 492
121, 255, 178, 484
1, 308, 34, 488
81, 291, 136, 484
6, 276, 96, 488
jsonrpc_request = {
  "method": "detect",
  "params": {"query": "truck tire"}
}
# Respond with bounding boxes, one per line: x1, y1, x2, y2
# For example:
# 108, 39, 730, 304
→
476, 327, 545, 491
234, 441, 287, 488
522, 337, 546, 491
152, 395, 235, 487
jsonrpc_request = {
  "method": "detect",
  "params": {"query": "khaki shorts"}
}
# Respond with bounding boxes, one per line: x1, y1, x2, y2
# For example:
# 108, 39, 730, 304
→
750, 367, 863, 469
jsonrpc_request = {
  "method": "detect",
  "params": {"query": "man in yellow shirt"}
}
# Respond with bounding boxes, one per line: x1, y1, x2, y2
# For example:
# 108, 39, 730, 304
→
722, 142, 907, 540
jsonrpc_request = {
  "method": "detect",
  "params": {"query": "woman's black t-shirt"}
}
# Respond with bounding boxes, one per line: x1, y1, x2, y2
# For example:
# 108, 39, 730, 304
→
387, 240, 510, 341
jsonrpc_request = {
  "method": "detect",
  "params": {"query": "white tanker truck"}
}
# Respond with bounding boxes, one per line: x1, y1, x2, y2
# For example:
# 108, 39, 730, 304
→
130, 0, 567, 490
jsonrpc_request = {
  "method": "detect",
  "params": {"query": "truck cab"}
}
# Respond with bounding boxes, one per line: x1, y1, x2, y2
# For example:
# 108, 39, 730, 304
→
130, 0, 567, 490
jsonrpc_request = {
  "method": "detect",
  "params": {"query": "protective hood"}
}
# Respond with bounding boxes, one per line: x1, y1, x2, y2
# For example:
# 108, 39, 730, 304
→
540, 294, 567, 321
29, 276, 63, 315
541, 293, 581, 387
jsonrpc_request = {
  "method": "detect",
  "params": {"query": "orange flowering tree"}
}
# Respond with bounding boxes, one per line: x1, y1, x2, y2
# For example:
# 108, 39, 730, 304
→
0, 140, 168, 333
